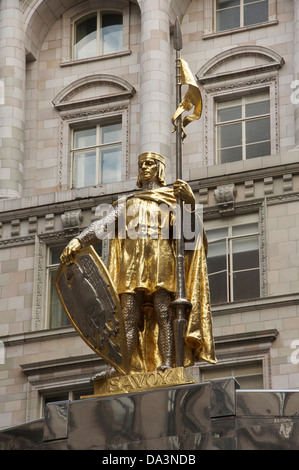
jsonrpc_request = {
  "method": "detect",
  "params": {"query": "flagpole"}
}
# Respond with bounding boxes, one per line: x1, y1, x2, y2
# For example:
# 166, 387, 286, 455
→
172, 18, 192, 368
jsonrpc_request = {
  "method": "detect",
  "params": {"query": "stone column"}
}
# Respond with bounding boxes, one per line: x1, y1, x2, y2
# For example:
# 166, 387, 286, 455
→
0, 0, 25, 199
294, 0, 299, 147
139, 0, 172, 164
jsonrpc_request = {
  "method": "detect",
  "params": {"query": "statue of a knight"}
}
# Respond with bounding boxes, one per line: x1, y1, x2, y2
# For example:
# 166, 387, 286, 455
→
60, 152, 216, 379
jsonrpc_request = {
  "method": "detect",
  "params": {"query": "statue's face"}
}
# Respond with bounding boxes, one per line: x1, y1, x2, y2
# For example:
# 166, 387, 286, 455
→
138, 158, 158, 182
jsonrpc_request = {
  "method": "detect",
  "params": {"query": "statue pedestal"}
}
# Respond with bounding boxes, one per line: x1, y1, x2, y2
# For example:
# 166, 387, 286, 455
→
40, 378, 240, 450
4, 378, 299, 450
84, 367, 195, 398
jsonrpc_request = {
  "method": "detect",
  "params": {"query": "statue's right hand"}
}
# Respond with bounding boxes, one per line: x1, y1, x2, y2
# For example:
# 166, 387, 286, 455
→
60, 238, 81, 265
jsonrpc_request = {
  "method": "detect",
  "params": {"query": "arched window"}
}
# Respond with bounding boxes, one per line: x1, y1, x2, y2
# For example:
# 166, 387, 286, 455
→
53, 74, 136, 191
71, 120, 122, 188
73, 11, 123, 60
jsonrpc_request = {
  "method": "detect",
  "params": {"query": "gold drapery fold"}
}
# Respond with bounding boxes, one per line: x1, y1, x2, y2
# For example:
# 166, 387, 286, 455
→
108, 187, 216, 373
171, 58, 202, 141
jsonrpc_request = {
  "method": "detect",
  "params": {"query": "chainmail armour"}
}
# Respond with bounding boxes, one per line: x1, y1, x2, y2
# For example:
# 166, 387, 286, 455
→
121, 289, 174, 370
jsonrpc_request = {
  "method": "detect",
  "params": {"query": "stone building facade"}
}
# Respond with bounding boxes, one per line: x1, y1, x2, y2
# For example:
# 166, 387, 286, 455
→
1, 0, 299, 430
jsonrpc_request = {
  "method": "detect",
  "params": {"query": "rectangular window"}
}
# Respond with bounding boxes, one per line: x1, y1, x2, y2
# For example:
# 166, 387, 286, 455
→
207, 222, 260, 304
47, 242, 102, 328
74, 12, 123, 60
216, 92, 270, 164
47, 245, 70, 329
42, 386, 94, 414
201, 360, 264, 389
215, 0, 268, 32
71, 120, 122, 189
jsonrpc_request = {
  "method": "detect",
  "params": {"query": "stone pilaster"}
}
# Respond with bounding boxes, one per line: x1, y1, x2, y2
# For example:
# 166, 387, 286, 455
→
294, 0, 299, 147
0, 0, 25, 199
139, 0, 172, 163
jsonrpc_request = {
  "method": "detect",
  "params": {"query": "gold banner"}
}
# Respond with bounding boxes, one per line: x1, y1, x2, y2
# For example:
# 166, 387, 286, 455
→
172, 58, 202, 140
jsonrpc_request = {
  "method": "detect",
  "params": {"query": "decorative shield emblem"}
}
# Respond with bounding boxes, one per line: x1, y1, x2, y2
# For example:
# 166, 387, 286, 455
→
54, 246, 129, 375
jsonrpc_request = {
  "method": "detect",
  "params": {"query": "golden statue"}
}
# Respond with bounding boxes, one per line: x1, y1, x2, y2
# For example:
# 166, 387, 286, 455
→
57, 21, 215, 396
59, 152, 216, 395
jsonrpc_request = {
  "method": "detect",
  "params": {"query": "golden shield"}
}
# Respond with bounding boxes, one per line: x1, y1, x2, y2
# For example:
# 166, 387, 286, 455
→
54, 246, 129, 375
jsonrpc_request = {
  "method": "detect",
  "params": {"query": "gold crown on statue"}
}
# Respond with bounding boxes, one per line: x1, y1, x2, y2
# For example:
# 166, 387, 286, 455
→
138, 152, 166, 166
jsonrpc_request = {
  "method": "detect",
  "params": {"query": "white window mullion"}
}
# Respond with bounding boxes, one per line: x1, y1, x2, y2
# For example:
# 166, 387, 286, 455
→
227, 237, 231, 302
240, 0, 245, 27
97, 12, 101, 56
96, 124, 101, 185
242, 117, 246, 161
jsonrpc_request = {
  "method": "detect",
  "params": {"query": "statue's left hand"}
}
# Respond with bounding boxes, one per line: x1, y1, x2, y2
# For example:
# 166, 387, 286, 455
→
60, 238, 82, 265
173, 179, 195, 209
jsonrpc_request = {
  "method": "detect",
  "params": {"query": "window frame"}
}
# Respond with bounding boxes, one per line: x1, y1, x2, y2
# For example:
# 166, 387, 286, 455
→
72, 10, 124, 61
206, 214, 261, 305
214, 0, 269, 33
55, 86, 130, 193
202, 0, 277, 39
201, 359, 264, 389
70, 118, 123, 189
61, 1, 131, 66
199, 79, 279, 167
45, 240, 103, 329
41, 386, 94, 416
215, 92, 271, 164
45, 244, 70, 329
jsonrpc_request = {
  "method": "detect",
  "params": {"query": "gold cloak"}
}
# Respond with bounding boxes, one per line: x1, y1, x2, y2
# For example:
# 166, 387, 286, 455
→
107, 186, 217, 373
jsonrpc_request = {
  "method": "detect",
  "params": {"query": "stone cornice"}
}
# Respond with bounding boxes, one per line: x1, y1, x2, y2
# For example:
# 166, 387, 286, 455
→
215, 329, 279, 348
212, 294, 299, 317
1, 326, 76, 347
20, 353, 103, 377
0, 152, 298, 247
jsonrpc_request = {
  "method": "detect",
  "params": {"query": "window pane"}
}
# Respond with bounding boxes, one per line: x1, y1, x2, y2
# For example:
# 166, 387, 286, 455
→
74, 15, 97, 59
209, 272, 228, 304
246, 100, 270, 118
244, 0, 268, 26
207, 227, 228, 241
207, 240, 227, 273
50, 246, 63, 265
232, 223, 258, 237
101, 14, 123, 55
217, 105, 242, 123
246, 117, 270, 144
49, 269, 70, 328
233, 268, 260, 301
219, 146, 242, 163
73, 388, 94, 401
101, 122, 122, 144
232, 237, 259, 271
44, 394, 69, 406
246, 141, 271, 159
202, 361, 263, 389
101, 146, 121, 183
74, 128, 96, 149
237, 374, 263, 389
216, 0, 240, 8
216, 6, 240, 31
218, 123, 242, 148
73, 150, 97, 188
